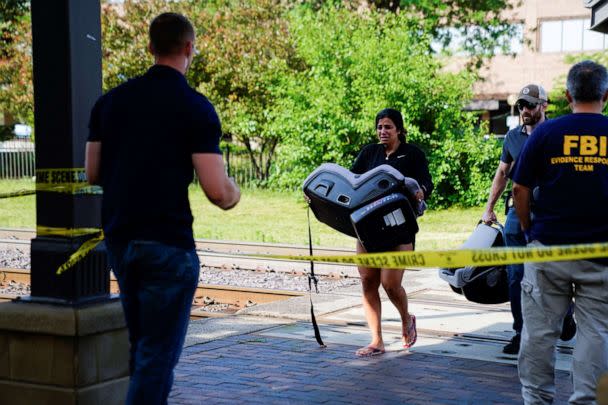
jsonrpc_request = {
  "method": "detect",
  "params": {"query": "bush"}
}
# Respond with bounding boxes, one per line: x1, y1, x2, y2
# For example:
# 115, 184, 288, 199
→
0, 126, 14, 141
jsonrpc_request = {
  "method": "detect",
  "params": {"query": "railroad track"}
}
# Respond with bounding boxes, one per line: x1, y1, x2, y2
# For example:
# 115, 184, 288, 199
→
0, 227, 352, 255
0, 267, 303, 319
0, 227, 359, 277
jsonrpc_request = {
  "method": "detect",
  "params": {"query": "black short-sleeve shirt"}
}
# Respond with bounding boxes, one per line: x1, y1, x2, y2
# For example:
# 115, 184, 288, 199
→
88, 65, 222, 249
351, 142, 434, 198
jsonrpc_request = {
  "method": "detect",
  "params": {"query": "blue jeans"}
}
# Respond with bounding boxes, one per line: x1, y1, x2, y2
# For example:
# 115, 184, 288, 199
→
105, 239, 200, 405
505, 207, 525, 334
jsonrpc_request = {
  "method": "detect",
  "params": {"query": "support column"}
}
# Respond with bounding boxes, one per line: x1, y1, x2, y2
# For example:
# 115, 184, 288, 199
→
0, 1, 129, 403
29, 0, 109, 305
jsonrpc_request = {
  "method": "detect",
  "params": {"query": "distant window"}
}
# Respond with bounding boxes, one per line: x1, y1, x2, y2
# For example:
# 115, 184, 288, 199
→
431, 24, 524, 56
430, 28, 464, 55
508, 25, 524, 54
562, 20, 584, 52
541, 18, 607, 53
583, 19, 605, 50
541, 20, 562, 52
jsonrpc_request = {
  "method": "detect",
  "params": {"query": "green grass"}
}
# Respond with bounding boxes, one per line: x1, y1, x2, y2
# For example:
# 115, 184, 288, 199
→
0, 179, 506, 250
0, 179, 36, 228
417, 205, 506, 250
190, 187, 354, 247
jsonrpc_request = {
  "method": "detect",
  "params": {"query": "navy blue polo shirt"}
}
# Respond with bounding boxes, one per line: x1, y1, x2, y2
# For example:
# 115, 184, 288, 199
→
511, 113, 608, 246
88, 64, 222, 249
500, 125, 529, 167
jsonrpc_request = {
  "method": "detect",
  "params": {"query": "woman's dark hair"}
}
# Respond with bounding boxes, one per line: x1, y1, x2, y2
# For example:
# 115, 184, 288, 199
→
149, 12, 195, 56
375, 108, 406, 143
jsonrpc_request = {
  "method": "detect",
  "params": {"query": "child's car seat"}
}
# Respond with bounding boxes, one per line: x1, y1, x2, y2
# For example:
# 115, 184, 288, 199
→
438, 222, 509, 304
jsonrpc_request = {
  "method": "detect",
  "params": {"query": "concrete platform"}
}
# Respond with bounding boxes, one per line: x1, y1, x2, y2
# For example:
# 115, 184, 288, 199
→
170, 268, 577, 404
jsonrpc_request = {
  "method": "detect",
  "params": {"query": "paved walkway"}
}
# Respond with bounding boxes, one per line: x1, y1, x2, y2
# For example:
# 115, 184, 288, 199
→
171, 332, 572, 404
169, 269, 575, 404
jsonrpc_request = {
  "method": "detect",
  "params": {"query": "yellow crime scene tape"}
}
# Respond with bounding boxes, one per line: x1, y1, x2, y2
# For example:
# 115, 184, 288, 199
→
36, 168, 102, 195
8, 167, 608, 275
31, 168, 103, 274
0, 168, 101, 198
37, 226, 104, 275
37, 226, 103, 238
53, 238, 608, 276
55, 231, 104, 275
0, 189, 36, 199
36, 183, 102, 194
258, 242, 608, 270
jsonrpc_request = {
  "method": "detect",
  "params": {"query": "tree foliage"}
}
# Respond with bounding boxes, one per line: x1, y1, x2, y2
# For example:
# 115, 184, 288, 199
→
0, 0, 29, 58
0, 0, 27, 21
349, 0, 522, 69
100, 1, 162, 92
100, 0, 305, 182
0, 0, 510, 206
270, 6, 499, 207
192, 0, 305, 182
0, 11, 33, 125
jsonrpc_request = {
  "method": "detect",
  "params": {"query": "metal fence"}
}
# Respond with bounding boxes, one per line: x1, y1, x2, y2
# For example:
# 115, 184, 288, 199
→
0, 141, 35, 179
0, 141, 262, 185
224, 149, 265, 186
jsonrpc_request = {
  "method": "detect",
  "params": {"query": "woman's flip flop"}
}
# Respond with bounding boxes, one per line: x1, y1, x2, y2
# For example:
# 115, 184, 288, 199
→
355, 345, 385, 357
403, 314, 417, 349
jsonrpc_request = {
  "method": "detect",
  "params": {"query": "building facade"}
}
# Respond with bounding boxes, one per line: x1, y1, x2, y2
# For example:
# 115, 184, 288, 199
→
451, 0, 608, 134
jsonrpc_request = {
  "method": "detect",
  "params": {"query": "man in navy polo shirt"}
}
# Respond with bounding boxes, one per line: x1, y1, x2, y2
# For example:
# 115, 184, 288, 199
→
85, 13, 240, 404
482, 84, 576, 355
512, 60, 608, 404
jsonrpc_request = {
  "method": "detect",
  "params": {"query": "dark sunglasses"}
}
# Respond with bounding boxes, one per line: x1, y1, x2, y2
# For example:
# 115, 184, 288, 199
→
517, 100, 539, 111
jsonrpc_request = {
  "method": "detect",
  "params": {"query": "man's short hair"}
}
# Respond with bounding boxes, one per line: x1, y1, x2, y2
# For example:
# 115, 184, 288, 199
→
566, 60, 608, 103
149, 12, 195, 56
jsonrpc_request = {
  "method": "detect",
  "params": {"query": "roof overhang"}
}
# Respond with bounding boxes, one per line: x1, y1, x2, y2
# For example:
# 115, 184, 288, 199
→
585, 0, 608, 33
464, 99, 500, 111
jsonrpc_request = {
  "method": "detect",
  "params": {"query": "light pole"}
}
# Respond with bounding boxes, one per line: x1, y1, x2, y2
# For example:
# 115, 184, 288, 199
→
506, 94, 519, 131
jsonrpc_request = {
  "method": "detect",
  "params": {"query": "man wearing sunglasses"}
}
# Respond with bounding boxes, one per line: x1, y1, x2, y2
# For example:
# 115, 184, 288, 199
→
481, 84, 576, 355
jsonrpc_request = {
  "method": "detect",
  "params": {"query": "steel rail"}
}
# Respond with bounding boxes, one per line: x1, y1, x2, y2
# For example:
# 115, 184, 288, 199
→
0, 228, 360, 277
0, 267, 303, 319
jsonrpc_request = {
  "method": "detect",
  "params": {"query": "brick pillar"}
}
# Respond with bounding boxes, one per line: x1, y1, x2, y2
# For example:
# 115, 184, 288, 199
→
0, 301, 129, 404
